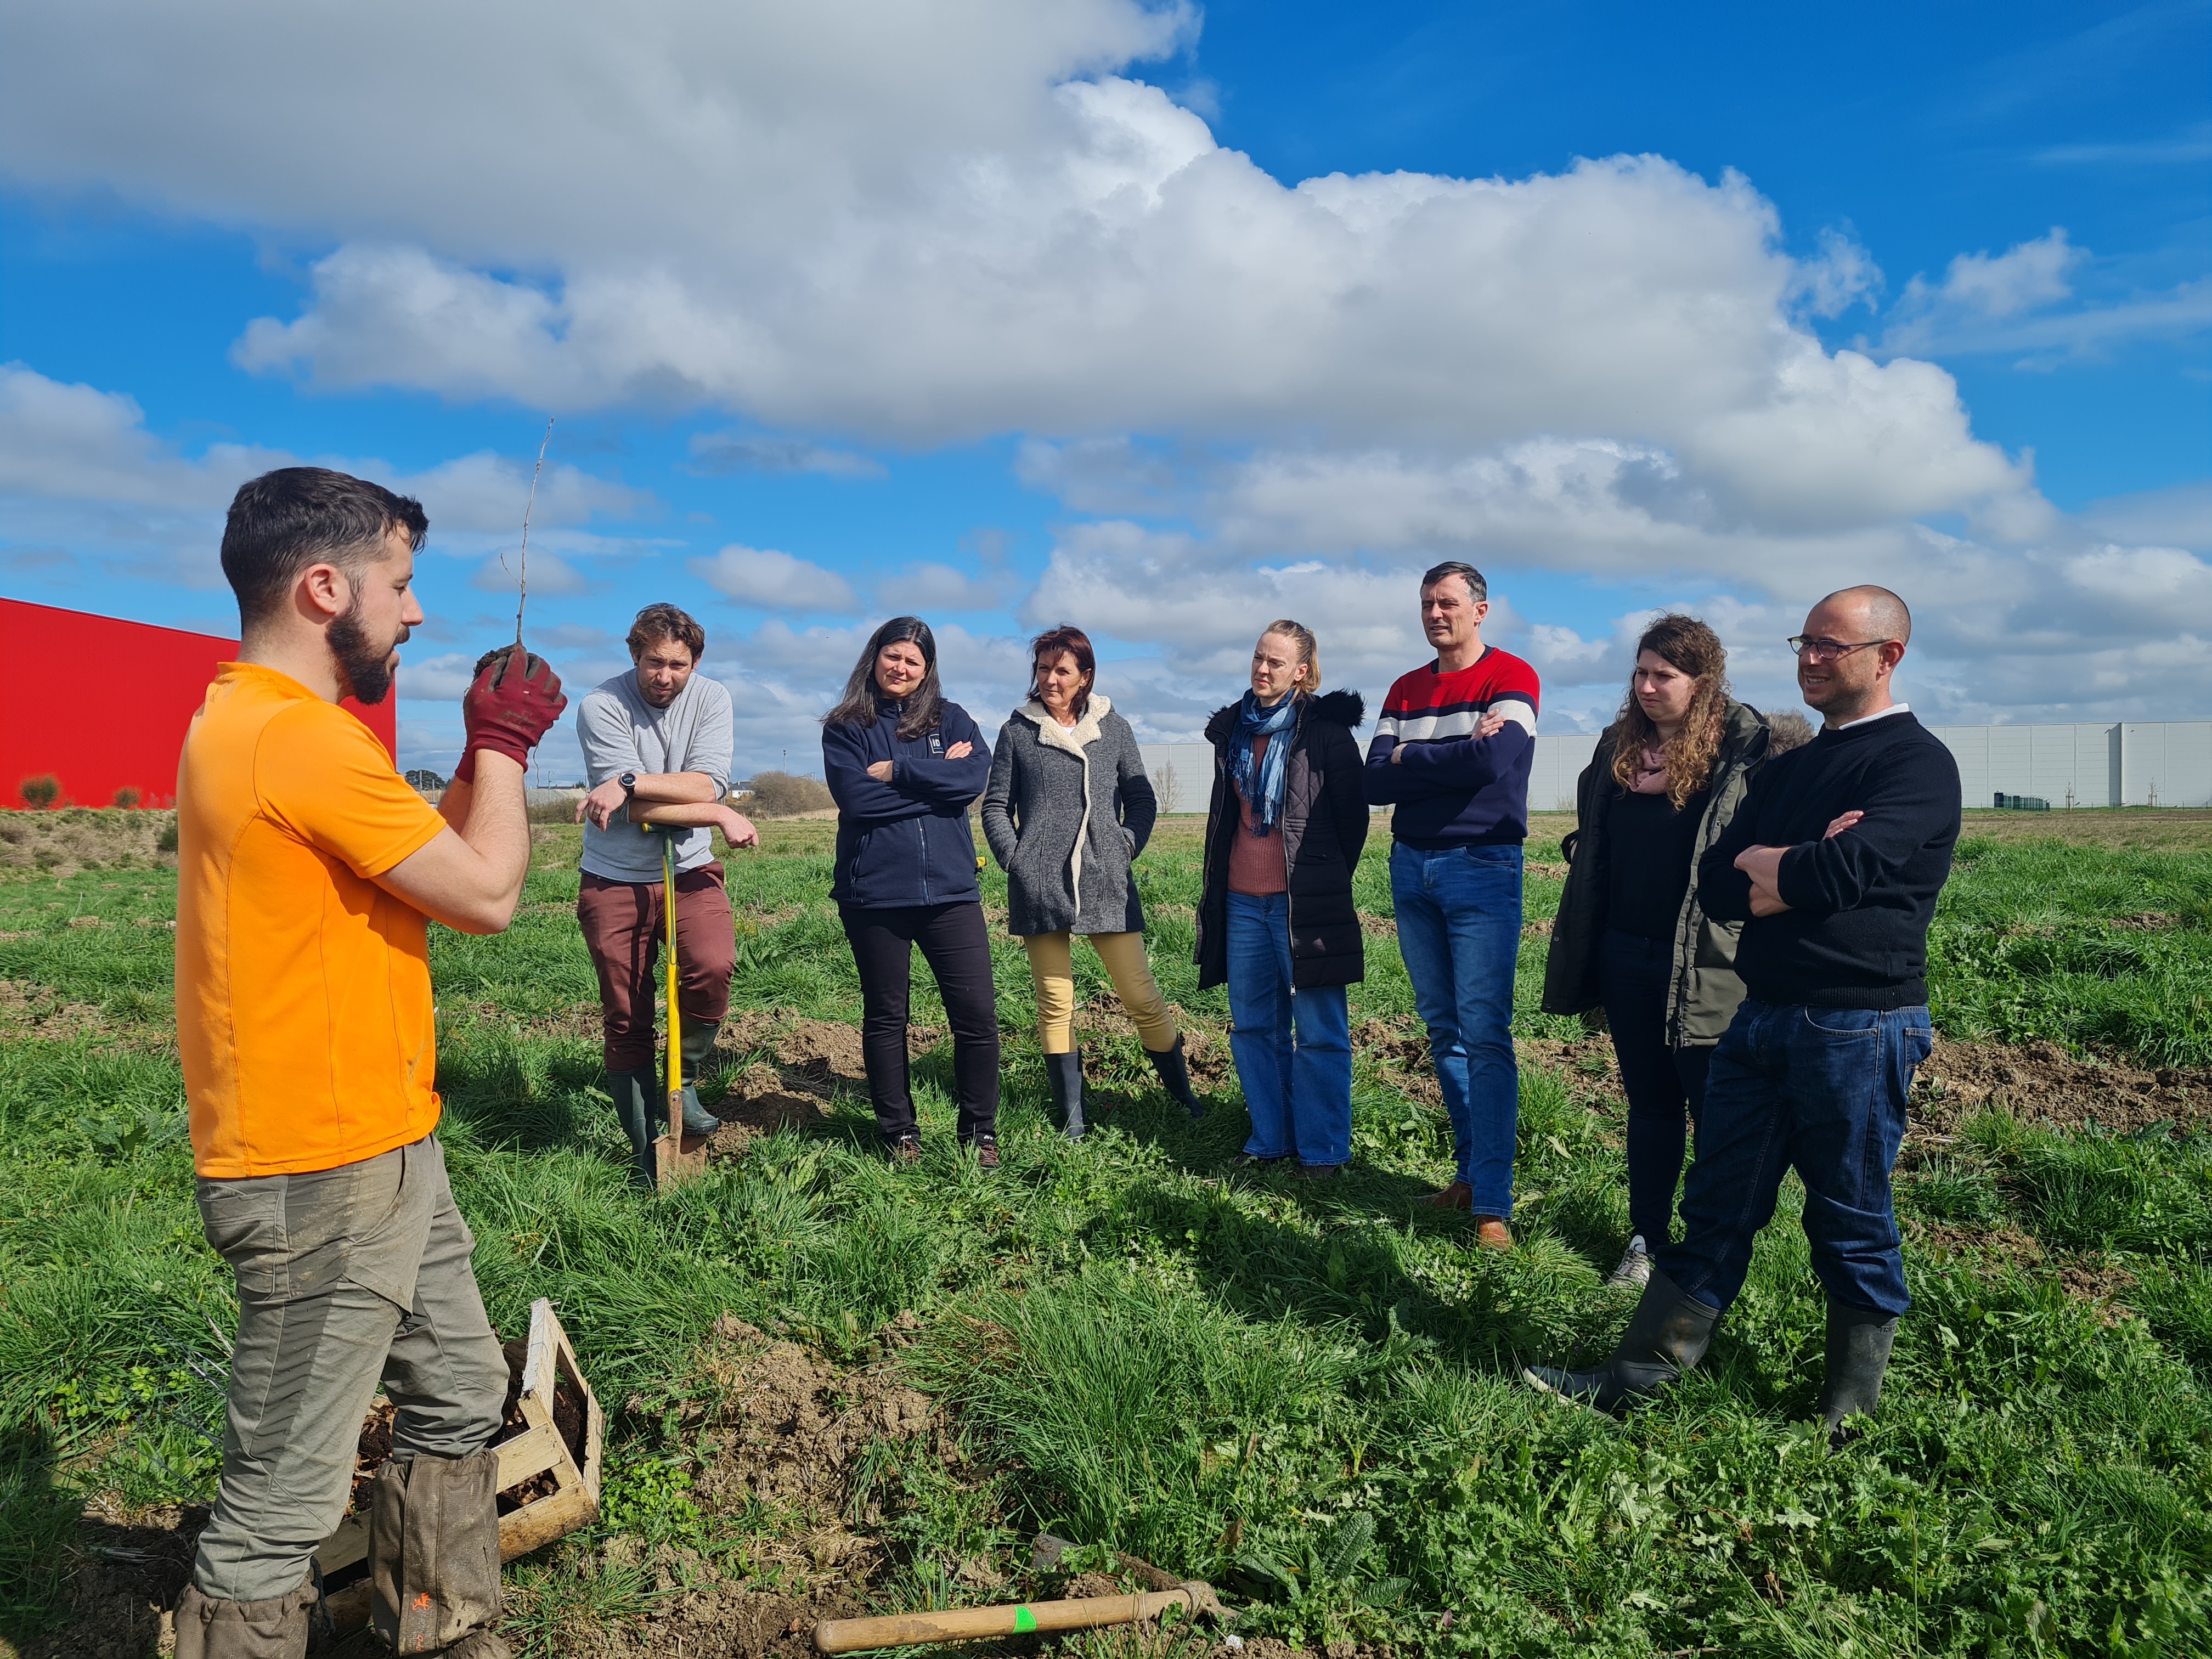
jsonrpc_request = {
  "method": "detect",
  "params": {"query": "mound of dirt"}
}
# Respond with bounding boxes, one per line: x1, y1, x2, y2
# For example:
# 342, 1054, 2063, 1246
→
684, 1314, 943, 1530
718, 1009, 946, 1081
564, 1314, 974, 1658
707, 1062, 832, 1154
1912, 1036, 2210, 1138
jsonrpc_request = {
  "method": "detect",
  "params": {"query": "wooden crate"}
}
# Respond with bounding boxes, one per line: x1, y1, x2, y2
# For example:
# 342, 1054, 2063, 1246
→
312, 1297, 603, 1633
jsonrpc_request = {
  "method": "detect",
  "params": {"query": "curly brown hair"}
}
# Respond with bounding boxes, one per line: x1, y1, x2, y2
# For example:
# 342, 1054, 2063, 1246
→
1607, 614, 1730, 808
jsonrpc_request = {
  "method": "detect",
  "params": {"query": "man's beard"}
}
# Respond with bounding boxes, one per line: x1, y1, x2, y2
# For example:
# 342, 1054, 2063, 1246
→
329, 600, 399, 704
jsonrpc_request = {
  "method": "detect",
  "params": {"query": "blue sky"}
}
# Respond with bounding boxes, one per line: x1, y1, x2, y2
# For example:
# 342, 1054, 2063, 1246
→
3, 0, 2206, 780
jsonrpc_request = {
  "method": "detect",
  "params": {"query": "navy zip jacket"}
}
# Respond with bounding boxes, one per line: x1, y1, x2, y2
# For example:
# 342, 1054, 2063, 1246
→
823, 698, 992, 909
1697, 710, 1961, 1010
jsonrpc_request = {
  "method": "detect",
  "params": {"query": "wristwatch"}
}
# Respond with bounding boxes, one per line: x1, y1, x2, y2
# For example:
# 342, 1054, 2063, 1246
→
618, 772, 637, 797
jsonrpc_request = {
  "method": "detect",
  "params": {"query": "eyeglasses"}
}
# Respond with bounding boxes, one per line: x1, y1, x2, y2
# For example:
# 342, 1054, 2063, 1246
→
1787, 636, 1894, 662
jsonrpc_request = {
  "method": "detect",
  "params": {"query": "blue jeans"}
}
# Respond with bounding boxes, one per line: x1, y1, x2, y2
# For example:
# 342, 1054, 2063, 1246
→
1389, 840, 1523, 1215
1657, 1000, 1934, 1319
1226, 891, 1353, 1166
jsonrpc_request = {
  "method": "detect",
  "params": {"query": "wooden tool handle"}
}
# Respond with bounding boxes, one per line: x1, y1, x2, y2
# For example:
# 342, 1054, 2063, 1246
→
814, 1589, 1190, 1654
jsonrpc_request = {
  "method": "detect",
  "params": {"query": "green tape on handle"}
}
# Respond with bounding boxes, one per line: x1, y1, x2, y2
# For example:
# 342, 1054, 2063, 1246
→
1013, 1607, 1037, 1634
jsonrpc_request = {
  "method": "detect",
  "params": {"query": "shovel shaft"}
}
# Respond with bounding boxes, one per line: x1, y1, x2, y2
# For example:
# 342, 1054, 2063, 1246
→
663, 831, 681, 1104
814, 1589, 1190, 1654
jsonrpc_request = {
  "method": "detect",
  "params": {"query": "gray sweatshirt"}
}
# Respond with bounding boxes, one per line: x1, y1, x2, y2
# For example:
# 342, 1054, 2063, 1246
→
575, 670, 734, 882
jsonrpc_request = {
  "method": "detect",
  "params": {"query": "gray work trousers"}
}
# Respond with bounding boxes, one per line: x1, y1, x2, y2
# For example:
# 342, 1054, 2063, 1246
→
191, 1134, 509, 1602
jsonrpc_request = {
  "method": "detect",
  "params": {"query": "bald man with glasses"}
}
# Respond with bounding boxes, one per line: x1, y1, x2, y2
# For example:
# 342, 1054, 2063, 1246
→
1527, 585, 1960, 1437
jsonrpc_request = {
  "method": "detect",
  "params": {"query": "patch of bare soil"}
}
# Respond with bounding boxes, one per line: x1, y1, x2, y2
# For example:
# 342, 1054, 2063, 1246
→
681, 1314, 942, 1530
0, 977, 105, 1041
1910, 1035, 2210, 1140
14, 1502, 207, 1659
707, 1062, 832, 1155
1902, 1220, 2140, 1322
563, 1313, 971, 1658
1068, 1007, 1231, 1091
557, 1576, 866, 1659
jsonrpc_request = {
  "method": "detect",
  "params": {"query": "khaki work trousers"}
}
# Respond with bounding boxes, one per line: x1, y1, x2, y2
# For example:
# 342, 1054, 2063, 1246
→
190, 1135, 508, 1603
1023, 929, 1178, 1054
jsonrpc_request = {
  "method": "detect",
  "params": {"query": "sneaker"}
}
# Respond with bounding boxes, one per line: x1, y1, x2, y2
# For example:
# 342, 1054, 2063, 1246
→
888, 1135, 922, 1165
1419, 1181, 1474, 1210
968, 1135, 1001, 1171
1606, 1235, 1654, 1290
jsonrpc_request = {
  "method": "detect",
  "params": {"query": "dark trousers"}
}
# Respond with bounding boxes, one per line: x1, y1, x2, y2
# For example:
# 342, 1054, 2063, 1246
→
840, 901, 1001, 1143
1656, 998, 1933, 1319
576, 864, 735, 1072
1598, 930, 1712, 1246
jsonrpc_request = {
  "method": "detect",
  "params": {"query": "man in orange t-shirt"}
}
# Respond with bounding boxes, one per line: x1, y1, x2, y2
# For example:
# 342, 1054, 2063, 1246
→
173, 467, 565, 1659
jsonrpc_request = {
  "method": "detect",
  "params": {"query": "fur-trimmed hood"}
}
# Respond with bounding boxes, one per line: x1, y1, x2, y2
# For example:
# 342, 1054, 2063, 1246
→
1204, 688, 1365, 746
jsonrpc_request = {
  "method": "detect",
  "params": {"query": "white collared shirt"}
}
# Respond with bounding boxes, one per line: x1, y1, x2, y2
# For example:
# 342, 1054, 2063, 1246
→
1836, 702, 1911, 731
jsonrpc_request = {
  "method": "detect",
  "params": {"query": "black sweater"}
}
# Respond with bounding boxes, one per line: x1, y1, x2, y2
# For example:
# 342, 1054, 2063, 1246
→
1697, 712, 1960, 1009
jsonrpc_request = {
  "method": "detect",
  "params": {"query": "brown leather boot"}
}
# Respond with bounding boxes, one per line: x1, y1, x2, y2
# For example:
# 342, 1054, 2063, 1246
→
370, 1447, 507, 1656
172, 1582, 318, 1658
1419, 1180, 1473, 1210
1474, 1215, 1515, 1251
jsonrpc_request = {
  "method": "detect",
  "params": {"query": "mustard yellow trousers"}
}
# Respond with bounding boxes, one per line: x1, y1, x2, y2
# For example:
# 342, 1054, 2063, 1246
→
1022, 930, 1178, 1054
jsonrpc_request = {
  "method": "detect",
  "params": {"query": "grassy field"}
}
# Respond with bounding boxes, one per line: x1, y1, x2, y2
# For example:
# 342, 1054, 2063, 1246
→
2, 808, 2209, 1657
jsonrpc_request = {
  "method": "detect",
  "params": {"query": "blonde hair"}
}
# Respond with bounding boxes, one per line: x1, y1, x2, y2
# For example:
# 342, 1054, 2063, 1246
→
1259, 619, 1322, 695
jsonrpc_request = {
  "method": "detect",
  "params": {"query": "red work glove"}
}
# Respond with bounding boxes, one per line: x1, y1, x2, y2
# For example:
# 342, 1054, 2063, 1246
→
453, 645, 566, 783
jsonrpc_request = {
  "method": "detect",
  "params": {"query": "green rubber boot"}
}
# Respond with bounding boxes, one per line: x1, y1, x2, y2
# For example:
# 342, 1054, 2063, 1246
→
1522, 1266, 1719, 1412
670, 1020, 723, 1137
1816, 1300, 1899, 1438
1046, 1051, 1085, 1141
606, 1068, 658, 1192
1146, 1034, 1203, 1118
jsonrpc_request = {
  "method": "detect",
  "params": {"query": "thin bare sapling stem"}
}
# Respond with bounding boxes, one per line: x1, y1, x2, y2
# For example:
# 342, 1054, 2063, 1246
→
505, 415, 557, 646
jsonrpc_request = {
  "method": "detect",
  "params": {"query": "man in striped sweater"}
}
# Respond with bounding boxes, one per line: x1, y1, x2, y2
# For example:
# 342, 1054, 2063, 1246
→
1365, 561, 1542, 1248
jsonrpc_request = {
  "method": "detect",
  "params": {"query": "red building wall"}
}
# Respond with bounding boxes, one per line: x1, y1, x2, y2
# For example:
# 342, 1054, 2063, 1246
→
1, 599, 398, 809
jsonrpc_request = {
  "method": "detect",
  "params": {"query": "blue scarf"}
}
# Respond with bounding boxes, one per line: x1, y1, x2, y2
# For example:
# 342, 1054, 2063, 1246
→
1230, 691, 1299, 836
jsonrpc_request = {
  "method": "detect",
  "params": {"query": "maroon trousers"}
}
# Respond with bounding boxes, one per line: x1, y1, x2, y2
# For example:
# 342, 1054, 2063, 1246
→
576, 865, 736, 1072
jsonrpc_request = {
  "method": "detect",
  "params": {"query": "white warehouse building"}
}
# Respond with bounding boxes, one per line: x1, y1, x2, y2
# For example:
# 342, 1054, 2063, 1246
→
1139, 720, 2212, 816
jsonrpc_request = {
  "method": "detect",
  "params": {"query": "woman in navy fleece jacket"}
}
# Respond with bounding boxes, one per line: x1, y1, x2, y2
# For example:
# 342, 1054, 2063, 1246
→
821, 617, 1000, 1165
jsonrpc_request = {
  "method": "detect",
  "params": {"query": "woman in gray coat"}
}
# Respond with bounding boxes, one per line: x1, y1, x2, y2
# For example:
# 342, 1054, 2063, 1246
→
982, 624, 1200, 1137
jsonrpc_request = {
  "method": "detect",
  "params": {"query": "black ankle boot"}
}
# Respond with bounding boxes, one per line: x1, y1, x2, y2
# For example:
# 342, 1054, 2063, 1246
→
1817, 1300, 1899, 1435
1046, 1051, 1085, 1140
1146, 1034, 1203, 1118
606, 1068, 658, 1192
1523, 1266, 1719, 1411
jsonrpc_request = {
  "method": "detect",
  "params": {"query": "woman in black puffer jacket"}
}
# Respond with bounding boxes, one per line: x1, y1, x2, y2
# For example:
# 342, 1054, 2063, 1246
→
822, 617, 999, 1166
1195, 620, 1368, 1177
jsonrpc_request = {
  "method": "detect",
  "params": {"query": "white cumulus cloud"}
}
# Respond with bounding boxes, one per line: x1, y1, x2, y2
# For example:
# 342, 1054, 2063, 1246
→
690, 545, 861, 612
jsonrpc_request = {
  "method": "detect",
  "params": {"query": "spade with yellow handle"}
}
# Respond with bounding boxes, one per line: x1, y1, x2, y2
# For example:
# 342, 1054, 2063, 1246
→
642, 823, 713, 1189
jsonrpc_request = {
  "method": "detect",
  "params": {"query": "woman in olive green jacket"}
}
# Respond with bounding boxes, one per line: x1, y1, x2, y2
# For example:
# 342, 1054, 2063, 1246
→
1541, 615, 1803, 1289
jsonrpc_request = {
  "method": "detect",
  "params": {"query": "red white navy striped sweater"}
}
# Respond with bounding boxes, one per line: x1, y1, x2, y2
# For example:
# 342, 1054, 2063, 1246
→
1362, 646, 1541, 847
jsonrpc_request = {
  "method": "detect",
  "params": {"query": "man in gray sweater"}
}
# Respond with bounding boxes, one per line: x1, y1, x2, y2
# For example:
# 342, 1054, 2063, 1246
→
573, 603, 755, 1186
